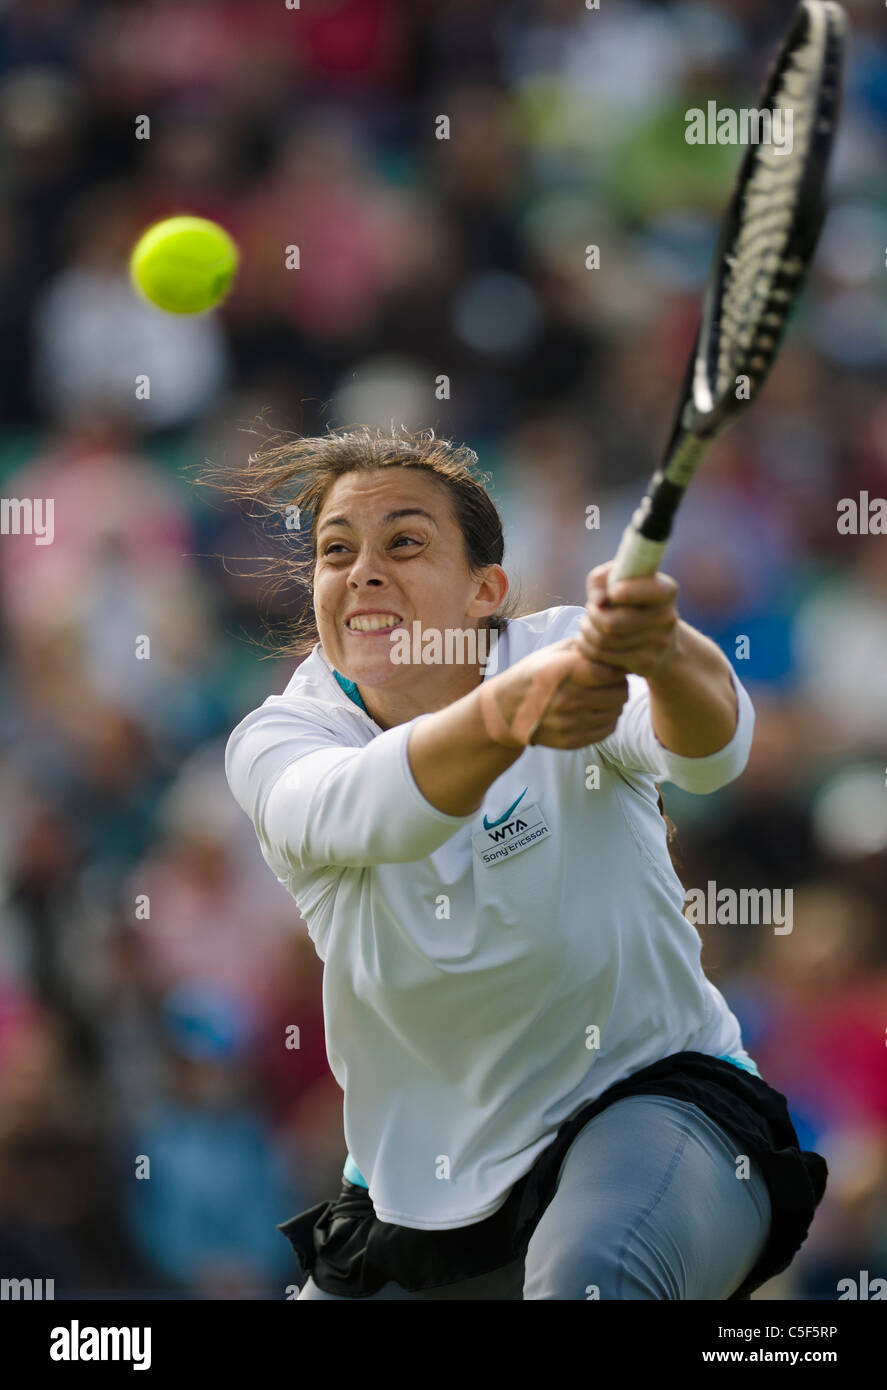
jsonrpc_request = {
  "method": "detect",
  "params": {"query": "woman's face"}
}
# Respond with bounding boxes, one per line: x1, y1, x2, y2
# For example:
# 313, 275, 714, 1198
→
313, 468, 507, 693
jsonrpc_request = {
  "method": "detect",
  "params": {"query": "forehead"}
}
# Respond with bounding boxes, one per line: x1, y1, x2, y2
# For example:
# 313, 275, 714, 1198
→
318, 468, 452, 524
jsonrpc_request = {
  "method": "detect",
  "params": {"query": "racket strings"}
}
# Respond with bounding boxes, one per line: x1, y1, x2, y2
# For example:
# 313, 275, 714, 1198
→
714, 15, 835, 394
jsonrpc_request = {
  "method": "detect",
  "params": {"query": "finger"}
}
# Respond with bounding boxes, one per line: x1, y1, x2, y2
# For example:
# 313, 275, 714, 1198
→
585, 563, 613, 593
555, 683, 629, 718
582, 637, 676, 672
551, 676, 629, 718
578, 629, 671, 672
582, 605, 675, 640
603, 572, 679, 608
583, 631, 673, 660
565, 653, 630, 687
574, 634, 635, 669
574, 629, 634, 672
532, 714, 624, 747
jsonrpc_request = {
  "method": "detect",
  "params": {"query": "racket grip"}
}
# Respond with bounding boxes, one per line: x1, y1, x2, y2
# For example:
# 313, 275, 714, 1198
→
608, 525, 668, 590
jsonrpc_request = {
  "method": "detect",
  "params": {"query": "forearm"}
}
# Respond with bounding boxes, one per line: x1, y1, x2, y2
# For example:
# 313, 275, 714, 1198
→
408, 681, 523, 816
646, 621, 738, 757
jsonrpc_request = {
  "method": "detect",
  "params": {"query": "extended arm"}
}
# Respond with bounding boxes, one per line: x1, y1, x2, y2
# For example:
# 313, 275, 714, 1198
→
577, 566, 738, 757
646, 621, 738, 757
226, 634, 632, 871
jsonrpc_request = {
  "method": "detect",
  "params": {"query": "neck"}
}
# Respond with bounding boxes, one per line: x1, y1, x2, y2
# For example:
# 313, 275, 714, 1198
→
356, 661, 489, 730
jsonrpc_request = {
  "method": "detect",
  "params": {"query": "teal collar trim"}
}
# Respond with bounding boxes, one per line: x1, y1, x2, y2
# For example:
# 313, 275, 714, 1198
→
333, 668, 369, 714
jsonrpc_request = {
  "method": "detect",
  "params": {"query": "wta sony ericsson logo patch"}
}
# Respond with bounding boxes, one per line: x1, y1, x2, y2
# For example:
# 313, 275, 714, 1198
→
473, 801, 550, 866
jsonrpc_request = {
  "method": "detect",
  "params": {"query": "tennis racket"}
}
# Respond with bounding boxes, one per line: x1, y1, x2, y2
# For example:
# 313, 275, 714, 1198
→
607, 0, 848, 590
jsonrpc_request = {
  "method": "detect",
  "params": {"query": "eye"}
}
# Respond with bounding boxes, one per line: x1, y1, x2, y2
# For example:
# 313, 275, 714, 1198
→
321, 534, 424, 557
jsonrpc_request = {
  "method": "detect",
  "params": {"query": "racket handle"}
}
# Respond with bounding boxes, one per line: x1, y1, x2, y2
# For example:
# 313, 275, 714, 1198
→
608, 524, 668, 589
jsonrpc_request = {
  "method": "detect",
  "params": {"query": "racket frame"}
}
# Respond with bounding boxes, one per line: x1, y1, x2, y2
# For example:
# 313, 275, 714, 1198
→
608, 0, 848, 588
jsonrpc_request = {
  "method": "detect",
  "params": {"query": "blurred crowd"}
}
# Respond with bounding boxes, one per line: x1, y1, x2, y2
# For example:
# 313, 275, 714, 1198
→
0, 0, 885, 1298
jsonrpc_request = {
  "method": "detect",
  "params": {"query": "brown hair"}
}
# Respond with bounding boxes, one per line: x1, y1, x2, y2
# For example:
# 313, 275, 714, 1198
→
196, 420, 524, 661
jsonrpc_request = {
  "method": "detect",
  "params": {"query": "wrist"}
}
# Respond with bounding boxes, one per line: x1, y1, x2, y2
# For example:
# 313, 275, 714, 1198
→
477, 672, 526, 748
644, 620, 691, 692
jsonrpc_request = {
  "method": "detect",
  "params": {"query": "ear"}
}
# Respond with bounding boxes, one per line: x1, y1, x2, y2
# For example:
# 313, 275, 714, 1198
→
466, 564, 508, 621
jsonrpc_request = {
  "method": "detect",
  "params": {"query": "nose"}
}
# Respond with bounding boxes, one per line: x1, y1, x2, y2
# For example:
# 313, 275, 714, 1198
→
347, 546, 389, 589
349, 574, 384, 587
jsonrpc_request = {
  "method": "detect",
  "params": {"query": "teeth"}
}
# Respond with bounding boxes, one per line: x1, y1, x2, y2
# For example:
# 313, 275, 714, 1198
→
347, 614, 401, 631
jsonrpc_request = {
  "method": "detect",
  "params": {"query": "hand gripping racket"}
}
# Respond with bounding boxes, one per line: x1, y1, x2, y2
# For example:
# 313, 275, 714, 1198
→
607, 0, 848, 591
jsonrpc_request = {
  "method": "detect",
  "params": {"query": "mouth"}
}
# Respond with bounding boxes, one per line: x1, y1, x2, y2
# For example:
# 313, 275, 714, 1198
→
344, 613, 404, 636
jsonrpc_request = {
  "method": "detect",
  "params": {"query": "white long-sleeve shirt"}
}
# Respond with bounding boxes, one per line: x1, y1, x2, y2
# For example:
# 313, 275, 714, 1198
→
225, 605, 757, 1230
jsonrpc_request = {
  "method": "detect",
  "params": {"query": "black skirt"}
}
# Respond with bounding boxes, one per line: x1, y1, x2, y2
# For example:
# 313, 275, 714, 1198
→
278, 1050, 828, 1300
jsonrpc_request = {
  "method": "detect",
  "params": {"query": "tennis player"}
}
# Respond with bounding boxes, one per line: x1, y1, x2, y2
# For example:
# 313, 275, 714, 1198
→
224, 426, 826, 1300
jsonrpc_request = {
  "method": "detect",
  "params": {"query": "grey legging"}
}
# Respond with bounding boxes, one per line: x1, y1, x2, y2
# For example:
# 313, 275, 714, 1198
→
297, 1094, 773, 1300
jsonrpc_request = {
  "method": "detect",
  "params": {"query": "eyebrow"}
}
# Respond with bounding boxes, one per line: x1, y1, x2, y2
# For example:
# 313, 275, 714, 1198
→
317, 508, 438, 536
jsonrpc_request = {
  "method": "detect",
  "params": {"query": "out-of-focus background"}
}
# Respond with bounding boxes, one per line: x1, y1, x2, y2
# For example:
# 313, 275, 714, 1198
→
0, 0, 884, 1300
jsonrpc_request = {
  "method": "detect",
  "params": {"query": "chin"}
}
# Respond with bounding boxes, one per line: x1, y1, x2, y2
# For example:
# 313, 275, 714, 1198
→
350, 660, 404, 688
336, 647, 404, 685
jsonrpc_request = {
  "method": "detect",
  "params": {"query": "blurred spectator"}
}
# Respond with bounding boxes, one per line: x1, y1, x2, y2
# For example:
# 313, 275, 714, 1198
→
0, 990, 151, 1292
122, 982, 304, 1297
127, 740, 300, 1006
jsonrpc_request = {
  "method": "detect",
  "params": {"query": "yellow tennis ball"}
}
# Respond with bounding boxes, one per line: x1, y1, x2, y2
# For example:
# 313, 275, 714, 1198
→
129, 215, 239, 314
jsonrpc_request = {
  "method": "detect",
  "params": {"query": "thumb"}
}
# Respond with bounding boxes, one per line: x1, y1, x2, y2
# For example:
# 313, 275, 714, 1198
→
586, 563, 613, 605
